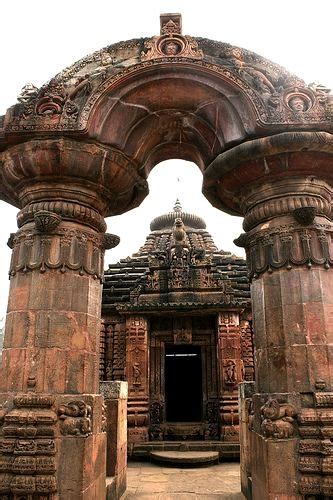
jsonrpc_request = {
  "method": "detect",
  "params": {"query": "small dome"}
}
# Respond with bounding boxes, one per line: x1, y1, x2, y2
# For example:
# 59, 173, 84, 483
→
150, 199, 206, 231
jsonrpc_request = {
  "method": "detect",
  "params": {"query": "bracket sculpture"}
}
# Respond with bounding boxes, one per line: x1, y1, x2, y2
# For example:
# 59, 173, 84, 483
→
0, 12, 332, 499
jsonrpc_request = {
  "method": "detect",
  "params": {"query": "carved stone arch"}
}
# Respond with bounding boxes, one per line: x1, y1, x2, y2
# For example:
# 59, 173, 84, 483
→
0, 13, 333, 500
84, 61, 253, 170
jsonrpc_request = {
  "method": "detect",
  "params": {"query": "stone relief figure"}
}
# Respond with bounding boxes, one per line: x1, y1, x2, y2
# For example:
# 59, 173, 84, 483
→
174, 327, 192, 344
133, 362, 142, 385
240, 66, 275, 94
58, 400, 92, 436
163, 40, 181, 56
288, 95, 308, 112
225, 360, 236, 385
261, 398, 297, 439
170, 218, 190, 266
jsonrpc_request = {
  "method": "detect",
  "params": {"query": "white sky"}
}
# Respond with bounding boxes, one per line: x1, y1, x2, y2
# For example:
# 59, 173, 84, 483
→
0, 0, 332, 318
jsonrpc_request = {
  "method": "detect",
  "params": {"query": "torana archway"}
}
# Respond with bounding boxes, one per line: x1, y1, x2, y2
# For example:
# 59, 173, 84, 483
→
0, 13, 332, 499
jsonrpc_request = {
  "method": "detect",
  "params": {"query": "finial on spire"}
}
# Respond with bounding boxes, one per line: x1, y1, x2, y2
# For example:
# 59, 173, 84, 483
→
160, 13, 182, 35
173, 199, 182, 212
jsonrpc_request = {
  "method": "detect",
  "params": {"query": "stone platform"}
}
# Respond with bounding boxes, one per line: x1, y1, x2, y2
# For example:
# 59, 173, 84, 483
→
150, 450, 219, 466
128, 441, 240, 460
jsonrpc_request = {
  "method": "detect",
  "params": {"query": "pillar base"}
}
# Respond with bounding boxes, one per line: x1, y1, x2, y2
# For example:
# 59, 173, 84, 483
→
0, 392, 106, 499
250, 431, 301, 499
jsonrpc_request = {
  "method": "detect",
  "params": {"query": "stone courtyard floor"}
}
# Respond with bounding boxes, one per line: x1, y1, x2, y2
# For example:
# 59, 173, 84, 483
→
122, 461, 244, 499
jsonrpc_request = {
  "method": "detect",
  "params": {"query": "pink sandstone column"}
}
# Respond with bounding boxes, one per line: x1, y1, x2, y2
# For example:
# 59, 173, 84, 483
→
236, 177, 333, 499
0, 138, 127, 499
204, 131, 333, 498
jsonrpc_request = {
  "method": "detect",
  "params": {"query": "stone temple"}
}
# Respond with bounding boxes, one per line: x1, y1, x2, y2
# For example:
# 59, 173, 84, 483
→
101, 200, 254, 455
0, 11, 332, 500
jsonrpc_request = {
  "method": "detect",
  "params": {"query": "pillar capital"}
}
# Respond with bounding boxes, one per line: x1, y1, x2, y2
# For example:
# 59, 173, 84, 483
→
203, 131, 333, 217
0, 138, 148, 219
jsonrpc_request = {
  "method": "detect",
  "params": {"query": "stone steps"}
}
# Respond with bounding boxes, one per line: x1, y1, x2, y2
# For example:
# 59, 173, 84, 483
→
150, 450, 219, 466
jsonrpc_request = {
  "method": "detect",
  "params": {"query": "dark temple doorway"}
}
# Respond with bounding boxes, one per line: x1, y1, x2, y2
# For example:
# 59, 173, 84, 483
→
165, 344, 202, 422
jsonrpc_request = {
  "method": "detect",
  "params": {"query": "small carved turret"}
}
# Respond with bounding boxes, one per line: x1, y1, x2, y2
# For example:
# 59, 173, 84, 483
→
172, 217, 186, 245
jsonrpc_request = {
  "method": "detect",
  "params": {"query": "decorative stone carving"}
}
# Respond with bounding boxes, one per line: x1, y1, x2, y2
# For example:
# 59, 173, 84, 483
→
235, 223, 333, 279
9, 227, 105, 280
126, 316, 149, 442
34, 210, 62, 233
0, 393, 57, 497
149, 402, 163, 426
243, 192, 330, 232
224, 360, 237, 385
58, 401, 92, 436
103, 233, 120, 250
160, 13, 182, 35
141, 35, 203, 61
173, 317, 192, 344
240, 319, 254, 381
17, 83, 39, 104
101, 319, 127, 381
17, 200, 107, 232
293, 206, 316, 225
100, 381, 128, 401
132, 363, 142, 386
205, 401, 219, 440
260, 399, 297, 439
298, 394, 333, 496
36, 82, 66, 116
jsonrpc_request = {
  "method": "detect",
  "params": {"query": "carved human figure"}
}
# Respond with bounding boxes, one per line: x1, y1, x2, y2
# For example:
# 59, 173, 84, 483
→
164, 41, 180, 56
225, 360, 236, 384
133, 362, 142, 385
289, 95, 307, 112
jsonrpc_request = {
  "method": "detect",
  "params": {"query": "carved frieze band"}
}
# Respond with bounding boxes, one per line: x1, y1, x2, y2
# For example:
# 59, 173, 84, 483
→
298, 393, 333, 496
17, 201, 107, 232
0, 394, 96, 496
0, 393, 57, 496
5, 55, 331, 135
217, 313, 243, 441
235, 223, 333, 279
243, 195, 331, 232
7, 226, 117, 280
126, 316, 149, 442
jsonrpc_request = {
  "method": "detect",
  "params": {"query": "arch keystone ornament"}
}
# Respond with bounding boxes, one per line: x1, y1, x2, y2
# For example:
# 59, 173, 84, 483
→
0, 12, 332, 499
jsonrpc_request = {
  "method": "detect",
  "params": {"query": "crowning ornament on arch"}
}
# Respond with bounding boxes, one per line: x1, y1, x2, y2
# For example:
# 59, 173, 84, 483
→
0, 13, 332, 500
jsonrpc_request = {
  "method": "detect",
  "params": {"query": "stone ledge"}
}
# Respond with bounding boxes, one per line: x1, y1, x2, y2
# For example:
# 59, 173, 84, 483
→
100, 381, 128, 400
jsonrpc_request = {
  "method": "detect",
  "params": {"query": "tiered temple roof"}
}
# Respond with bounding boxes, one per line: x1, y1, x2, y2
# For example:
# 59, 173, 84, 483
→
102, 201, 250, 313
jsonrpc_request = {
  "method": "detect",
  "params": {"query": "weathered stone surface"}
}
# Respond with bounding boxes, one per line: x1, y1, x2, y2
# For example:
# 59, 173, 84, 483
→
0, 12, 332, 499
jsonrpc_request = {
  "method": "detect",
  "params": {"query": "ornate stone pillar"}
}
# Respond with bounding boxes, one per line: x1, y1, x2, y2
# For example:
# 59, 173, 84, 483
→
204, 131, 333, 498
0, 138, 136, 499
237, 176, 333, 499
217, 312, 244, 442
125, 316, 149, 445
